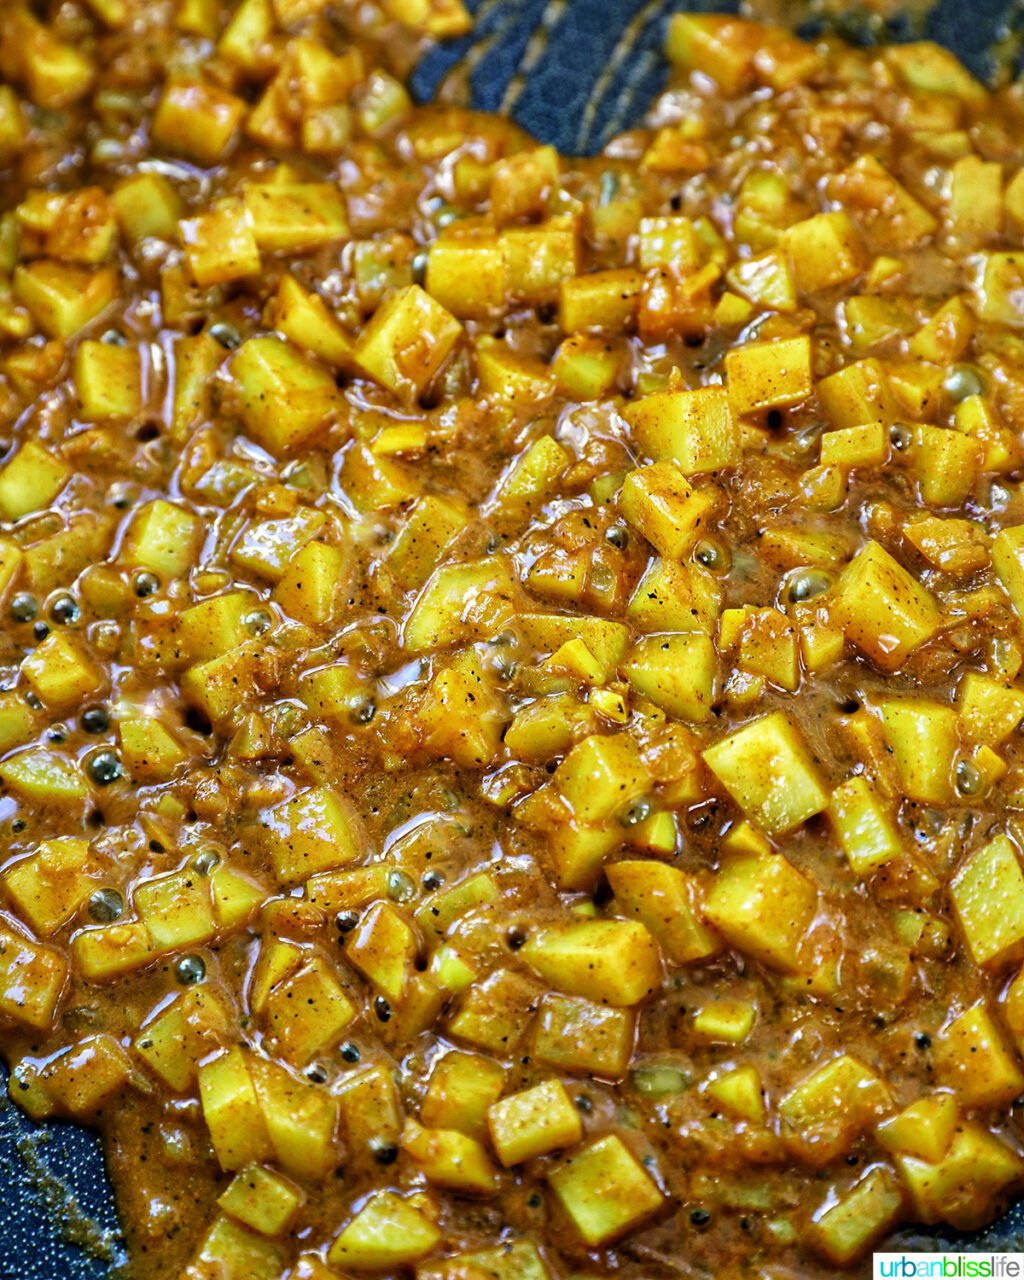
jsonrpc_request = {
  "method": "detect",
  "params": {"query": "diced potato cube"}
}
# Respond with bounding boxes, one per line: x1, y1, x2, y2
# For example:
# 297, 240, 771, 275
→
783, 212, 865, 293
181, 199, 260, 287
808, 1166, 903, 1266
210, 865, 264, 932
877, 1092, 959, 1163
73, 340, 142, 420
622, 386, 739, 475
993, 525, 1024, 623
779, 1055, 891, 1165
548, 1134, 664, 1246
271, 274, 356, 370
489, 143, 558, 223
426, 230, 506, 319
355, 284, 462, 402
502, 216, 581, 305
386, 494, 468, 591
198, 1048, 272, 1172
935, 1003, 1024, 1108
265, 958, 357, 1065
559, 268, 642, 333
231, 508, 327, 583
403, 558, 517, 653
607, 860, 720, 964
637, 215, 700, 271
488, 1078, 582, 1166
187, 1215, 284, 1280
0, 920, 69, 1028
421, 1051, 505, 1139
71, 920, 153, 981
414, 871, 499, 939
443, 1241, 549, 1280
627, 557, 721, 634
624, 633, 716, 723
180, 647, 260, 727
702, 711, 827, 835
135, 986, 230, 1092
913, 423, 982, 507
273, 540, 350, 628
3, 9, 95, 108
955, 394, 1020, 474
554, 733, 651, 824
902, 514, 989, 577
41, 1033, 132, 1117
475, 336, 555, 403
177, 591, 251, 665
218, 1164, 303, 1237
401, 1119, 497, 1194
328, 1191, 441, 1270
260, 786, 363, 885
120, 498, 203, 579
552, 333, 627, 399
152, 79, 246, 165
230, 336, 340, 454
878, 697, 958, 804
958, 674, 1024, 747
828, 776, 902, 876
726, 248, 797, 312
520, 614, 629, 674
334, 1061, 401, 1163
704, 852, 817, 973
620, 462, 717, 560
498, 435, 570, 504
0, 542, 24, 610
1, 747, 88, 806
704, 1065, 765, 1123
843, 295, 914, 355
665, 14, 761, 92
836, 155, 938, 251
895, 1122, 1024, 1230
135, 868, 215, 951
820, 422, 888, 469
13, 260, 117, 339
250, 1056, 339, 1179
831, 541, 941, 671
216, 0, 276, 70
532, 993, 634, 1080
817, 358, 898, 430
170, 331, 226, 440
692, 998, 756, 1043
417, 648, 507, 768
0, 439, 70, 520
951, 834, 1024, 969
447, 968, 540, 1055
344, 900, 415, 1001
21, 632, 103, 710
243, 183, 349, 253
726, 335, 812, 415
112, 172, 183, 242
977, 252, 1024, 327
908, 294, 976, 364
2, 837, 95, 936
521, 919, 661, 1007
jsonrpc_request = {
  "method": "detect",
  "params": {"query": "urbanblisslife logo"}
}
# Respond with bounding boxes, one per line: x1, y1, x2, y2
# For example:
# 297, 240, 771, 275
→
874, 1255, 1024, 1278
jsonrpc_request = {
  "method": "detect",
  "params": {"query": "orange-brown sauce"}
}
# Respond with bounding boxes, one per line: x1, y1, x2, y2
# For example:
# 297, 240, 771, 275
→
3, 4, 1024, 1279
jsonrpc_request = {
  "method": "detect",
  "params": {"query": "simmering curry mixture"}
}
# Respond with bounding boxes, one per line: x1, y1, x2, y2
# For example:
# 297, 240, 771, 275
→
4, 2, 1024, 1276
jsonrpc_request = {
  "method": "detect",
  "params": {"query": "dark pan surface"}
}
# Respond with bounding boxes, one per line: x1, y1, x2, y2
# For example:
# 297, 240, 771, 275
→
4, 1, 1024, 1275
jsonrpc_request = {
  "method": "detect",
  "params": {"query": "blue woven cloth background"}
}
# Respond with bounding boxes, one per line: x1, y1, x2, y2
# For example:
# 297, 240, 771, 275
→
4, 1, 1024, 1275
412, 0, 1020, 155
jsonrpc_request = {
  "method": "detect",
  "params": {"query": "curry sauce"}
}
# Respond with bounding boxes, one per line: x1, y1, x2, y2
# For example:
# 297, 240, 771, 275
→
2, 3, 1024, 1278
